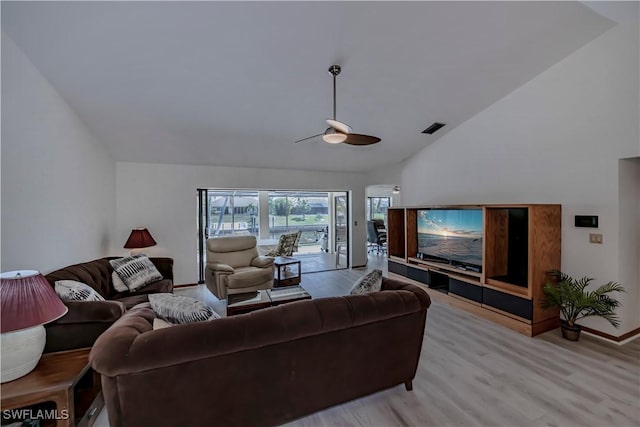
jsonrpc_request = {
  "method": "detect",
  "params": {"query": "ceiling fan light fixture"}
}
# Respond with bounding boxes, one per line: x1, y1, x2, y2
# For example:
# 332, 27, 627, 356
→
323, 130, 347, 144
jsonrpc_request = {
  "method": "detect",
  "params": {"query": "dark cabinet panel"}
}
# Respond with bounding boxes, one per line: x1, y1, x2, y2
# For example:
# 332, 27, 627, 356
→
483, 287, 533, 320
449, 278, 482, 303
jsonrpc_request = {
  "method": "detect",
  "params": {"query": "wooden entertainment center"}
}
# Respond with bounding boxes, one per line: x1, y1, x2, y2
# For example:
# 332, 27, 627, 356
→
387, 204, 561, 336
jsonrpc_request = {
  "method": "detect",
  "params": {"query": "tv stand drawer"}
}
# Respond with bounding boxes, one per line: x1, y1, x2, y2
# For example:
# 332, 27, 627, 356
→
482, 287, 532, 320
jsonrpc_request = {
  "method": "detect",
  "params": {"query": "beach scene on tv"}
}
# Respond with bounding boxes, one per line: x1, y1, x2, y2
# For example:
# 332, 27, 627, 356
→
417, 209, 483, 267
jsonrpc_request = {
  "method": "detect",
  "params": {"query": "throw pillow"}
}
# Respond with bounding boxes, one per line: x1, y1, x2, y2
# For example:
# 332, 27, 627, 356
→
109, 255, 163, 292
349, 269, 383, 295
55, 280, 105, 302
111, 271, 129, 293
148, 293, 220, 325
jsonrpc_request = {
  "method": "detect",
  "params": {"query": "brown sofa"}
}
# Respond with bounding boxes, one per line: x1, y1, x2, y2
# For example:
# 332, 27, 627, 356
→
44, 256, 173, 353
90, 277, 430, 427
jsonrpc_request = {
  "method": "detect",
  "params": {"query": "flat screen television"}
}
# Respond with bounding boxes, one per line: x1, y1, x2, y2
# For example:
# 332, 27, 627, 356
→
417, 208, 483, 272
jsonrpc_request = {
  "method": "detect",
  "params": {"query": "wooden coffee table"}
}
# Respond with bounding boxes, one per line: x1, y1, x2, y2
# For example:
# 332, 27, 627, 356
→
267, 285, 311, 306
0, 348, 103, 427
225, 286, 311, 316
226, 290, 272, 316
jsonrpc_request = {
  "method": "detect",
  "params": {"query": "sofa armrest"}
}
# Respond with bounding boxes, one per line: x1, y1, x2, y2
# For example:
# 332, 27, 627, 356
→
382, 277, 431, 308
44, 300, 126, 353
206, 263, 234, 273
251, 256, 274, 268
55, 300, 126, 324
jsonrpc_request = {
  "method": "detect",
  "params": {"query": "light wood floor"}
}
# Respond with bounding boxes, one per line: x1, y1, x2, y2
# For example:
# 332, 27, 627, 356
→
94, 254, 640, 427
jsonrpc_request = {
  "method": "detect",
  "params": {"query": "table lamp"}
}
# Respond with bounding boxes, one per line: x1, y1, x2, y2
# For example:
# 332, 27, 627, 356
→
124, 227, 157, 255
0, 270, 68, 383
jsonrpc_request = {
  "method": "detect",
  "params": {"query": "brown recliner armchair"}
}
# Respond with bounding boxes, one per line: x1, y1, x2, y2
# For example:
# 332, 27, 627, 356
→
205, 235, 274, 299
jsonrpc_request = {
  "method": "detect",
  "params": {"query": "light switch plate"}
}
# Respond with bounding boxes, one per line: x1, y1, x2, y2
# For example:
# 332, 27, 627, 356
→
589, 233, 603, 244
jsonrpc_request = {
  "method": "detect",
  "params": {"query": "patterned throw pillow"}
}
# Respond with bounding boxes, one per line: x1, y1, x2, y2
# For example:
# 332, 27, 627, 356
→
55, 280, 105, 302
111, 271, 129, 293
109, 255, 163, 292
148, 293, 220, 324
350, 269, 383, 295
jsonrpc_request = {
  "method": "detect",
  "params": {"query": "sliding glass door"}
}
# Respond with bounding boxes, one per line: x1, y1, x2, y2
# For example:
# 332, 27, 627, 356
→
198, 189, 349, 281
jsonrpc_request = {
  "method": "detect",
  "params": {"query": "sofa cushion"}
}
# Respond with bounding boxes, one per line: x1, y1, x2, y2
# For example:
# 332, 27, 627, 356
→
111, 279, 173, 300
55, 280, 105, 302
110, 255, 163, 291
350, 269, 383, 295
149, 293, 220, 324
46, 259, 112, 298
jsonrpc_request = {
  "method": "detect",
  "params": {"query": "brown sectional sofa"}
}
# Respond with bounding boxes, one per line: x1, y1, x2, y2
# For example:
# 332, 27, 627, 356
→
90, 277, 430, 427
44, 256, 173, 352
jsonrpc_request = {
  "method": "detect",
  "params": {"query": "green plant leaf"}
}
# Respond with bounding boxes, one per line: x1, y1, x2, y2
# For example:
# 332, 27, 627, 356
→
541, 271, 624, 328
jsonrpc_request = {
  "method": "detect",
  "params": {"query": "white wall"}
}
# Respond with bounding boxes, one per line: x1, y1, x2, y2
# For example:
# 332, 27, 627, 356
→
618, 158, 640, 333
1, 33, 116, 273
399, 21, 639, 336
365, 185, 401, 209
115, 162, 369, 284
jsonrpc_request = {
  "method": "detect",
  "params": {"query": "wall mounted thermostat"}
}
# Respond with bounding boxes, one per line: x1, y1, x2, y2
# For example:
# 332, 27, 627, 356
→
575, 215, 598, 228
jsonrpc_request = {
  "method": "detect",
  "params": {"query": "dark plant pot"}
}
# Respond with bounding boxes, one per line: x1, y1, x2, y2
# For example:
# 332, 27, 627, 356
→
561, 321, 581, 341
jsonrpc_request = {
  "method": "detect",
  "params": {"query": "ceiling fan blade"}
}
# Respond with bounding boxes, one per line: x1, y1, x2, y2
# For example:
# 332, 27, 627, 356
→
326, 119, 352, 134
342, 134, 381, 146
293, 133, 324, 144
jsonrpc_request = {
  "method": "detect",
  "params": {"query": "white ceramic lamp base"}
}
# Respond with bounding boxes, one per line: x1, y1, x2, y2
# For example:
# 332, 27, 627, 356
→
0, 325, 46, 383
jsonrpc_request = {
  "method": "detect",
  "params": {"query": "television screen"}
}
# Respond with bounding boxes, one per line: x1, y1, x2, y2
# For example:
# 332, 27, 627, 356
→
417, 209, 483, 270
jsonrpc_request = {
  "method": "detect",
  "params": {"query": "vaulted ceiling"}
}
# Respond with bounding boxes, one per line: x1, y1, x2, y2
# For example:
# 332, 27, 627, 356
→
2, 1, 614, 172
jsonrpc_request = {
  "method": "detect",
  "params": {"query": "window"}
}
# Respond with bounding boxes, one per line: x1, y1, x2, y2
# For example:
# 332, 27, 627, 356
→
367, 197, 390, 224
207, 190, 259, 237
268, 191, 329, 246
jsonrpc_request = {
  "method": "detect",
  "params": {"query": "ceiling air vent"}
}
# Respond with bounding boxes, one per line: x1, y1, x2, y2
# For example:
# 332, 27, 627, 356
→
422, 122, 446, 135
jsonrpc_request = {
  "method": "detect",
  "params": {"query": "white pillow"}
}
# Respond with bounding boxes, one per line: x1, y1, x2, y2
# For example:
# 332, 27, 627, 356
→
149, 293, 220, 324
55, 280, 105, 302
350, 269, 383, 295
109, 255, 163, 292
112, 271, 129, 293
152, 318, 175, 330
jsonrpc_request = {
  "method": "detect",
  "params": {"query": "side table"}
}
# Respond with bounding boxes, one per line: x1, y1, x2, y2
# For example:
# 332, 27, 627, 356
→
0, 348, 103, 427
273, 256, 301, 288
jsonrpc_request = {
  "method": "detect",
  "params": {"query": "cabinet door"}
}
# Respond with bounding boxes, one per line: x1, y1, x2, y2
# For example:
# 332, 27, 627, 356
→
482, 287, 533, 320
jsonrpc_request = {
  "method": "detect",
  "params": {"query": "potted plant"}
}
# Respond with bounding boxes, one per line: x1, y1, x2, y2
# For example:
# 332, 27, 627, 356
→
542, 270, 624, 341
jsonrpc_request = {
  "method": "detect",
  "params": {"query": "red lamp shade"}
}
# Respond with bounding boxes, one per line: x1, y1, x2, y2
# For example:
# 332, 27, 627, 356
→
124, 228, 157, 249
0, 270, 68, 333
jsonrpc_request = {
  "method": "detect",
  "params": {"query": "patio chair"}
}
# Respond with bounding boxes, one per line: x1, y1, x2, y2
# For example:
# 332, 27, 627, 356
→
266, 231, 301, 257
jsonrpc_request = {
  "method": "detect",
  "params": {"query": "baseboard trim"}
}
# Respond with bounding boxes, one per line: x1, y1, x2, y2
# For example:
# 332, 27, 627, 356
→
174, 283, 199, 288
581, 326, 640, 343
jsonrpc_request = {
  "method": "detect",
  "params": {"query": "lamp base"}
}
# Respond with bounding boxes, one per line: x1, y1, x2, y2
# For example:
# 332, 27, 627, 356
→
1, 325, 46, 383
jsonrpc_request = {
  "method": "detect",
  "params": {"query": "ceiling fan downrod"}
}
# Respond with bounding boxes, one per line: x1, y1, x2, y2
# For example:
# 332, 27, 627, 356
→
328, 65, 341, 121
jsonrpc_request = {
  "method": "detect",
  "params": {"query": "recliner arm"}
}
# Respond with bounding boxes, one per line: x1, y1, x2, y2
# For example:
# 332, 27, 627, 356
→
206, 263, 234, 273
251, 256, 274, 268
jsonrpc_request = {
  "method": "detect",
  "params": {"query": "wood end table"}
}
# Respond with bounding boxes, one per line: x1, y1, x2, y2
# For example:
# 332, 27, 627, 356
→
273, 256, 301, 288
0, 348, 103, 427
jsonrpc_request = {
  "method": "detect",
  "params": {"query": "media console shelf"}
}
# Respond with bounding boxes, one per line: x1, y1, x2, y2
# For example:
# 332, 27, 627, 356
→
387, 204, 561, 336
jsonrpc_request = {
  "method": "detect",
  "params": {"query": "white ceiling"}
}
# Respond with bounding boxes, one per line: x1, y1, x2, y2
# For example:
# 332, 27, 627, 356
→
2, 1, 614, 173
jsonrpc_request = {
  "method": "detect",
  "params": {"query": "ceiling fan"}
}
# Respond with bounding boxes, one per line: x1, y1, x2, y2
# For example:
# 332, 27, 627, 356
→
294, 65, 381, 146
